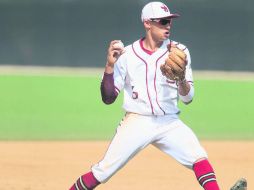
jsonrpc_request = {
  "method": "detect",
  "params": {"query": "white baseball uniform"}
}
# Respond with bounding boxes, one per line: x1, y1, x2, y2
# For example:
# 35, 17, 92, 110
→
92, 38, 207, 183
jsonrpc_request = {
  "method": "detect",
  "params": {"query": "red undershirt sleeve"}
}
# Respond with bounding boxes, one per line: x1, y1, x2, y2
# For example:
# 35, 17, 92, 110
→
100, 72, 118, 104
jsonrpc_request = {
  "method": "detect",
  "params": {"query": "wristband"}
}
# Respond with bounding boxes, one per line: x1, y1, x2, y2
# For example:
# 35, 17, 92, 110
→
179, 84, 194, 103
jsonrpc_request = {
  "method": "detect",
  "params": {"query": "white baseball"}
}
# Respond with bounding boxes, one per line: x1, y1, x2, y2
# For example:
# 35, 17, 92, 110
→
113, 41, 124, 49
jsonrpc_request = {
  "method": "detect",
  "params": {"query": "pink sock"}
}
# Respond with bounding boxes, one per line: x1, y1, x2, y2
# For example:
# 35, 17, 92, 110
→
69, 171, 100, 190
193, 159, 220, 190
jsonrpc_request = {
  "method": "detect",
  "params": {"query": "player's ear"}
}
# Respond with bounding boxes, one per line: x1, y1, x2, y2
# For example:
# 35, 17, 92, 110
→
143, 20, 151, 29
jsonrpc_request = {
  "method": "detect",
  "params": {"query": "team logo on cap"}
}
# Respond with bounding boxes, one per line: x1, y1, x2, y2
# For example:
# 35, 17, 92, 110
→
161, 5, 169, 12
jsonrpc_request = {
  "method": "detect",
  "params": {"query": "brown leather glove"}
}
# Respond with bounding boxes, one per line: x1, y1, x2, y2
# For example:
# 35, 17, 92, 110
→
160, 43, 187, 81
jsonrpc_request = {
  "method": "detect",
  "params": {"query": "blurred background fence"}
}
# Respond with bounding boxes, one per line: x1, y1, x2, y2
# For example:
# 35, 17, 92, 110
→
0, 0, 253, 70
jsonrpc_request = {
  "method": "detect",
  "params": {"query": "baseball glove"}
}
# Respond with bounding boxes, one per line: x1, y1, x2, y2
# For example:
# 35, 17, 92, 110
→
160, 43, 187, 81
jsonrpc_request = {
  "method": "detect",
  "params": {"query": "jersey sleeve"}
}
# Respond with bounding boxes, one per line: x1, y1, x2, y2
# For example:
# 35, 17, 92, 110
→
113, 54, 127, 94
184, 47, 194, 84
178, 46, 195, 104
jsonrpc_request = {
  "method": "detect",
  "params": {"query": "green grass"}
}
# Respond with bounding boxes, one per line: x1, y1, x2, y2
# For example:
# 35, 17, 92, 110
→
0, 75, 124, 140
179, 80, 254, 140
0, 75, 253, 140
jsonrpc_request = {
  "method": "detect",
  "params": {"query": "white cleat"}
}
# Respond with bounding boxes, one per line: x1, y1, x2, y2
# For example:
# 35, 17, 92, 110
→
230, 178, 247, 190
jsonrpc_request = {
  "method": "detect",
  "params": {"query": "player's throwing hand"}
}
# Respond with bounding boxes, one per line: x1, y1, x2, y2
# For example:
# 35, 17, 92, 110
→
106, 40, 125, 67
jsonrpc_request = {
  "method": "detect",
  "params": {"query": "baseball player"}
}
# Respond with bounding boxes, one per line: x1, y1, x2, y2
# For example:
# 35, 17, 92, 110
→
70, 2, 247, 190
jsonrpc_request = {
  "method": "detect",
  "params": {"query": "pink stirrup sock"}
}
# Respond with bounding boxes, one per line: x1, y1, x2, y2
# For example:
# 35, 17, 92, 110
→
193, 159, 220, 190
69, 171, 100, 190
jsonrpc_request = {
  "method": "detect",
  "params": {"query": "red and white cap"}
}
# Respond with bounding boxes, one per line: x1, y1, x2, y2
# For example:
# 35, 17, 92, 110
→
141, 1, 180, 22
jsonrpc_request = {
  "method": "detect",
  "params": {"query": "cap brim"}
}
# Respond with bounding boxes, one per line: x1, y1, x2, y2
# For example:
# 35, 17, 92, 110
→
163, 13, 180, 19
145, 14, 180, 21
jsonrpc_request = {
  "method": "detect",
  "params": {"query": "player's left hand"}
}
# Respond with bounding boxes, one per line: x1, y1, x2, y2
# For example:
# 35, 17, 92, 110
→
160, 43, 187, 81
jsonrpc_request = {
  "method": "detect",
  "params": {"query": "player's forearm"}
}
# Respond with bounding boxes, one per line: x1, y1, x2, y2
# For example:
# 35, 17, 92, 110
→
104, 62, 114, 74
100, 72, 118, 104
178, 79, 190, 96
178, 79, 194, 104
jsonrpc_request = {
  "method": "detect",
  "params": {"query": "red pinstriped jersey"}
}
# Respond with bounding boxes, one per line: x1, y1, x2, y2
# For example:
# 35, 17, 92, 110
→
113, 38, 193, 115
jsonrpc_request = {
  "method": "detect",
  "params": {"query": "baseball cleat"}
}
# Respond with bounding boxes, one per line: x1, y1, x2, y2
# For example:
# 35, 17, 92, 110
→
230, 178, 247, 190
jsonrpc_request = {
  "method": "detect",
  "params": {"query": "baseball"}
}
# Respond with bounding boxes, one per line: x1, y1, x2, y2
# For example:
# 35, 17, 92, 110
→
113, 41, 124, 49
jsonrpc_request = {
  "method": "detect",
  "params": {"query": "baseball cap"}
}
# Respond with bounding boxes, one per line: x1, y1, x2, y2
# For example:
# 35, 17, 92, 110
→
141, 1, 180, 22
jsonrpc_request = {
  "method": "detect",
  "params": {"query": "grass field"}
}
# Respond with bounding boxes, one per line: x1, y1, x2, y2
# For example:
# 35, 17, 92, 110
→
0, 73, 253, 140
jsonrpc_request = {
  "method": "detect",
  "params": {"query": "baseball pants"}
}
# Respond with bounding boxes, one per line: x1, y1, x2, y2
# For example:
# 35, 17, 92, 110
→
92, 112, 207, 183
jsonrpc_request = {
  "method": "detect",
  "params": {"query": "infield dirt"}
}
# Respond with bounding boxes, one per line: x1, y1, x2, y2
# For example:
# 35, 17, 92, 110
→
0, 141, 252, 190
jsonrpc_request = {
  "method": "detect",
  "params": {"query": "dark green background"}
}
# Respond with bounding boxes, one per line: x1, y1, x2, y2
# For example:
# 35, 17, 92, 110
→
0, 0, 253, 70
